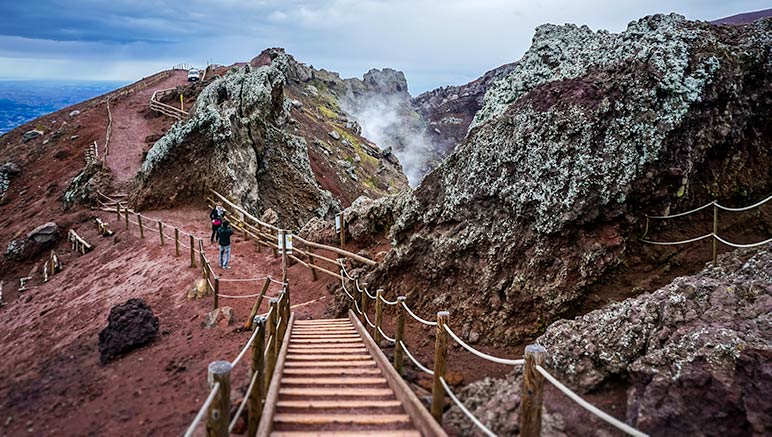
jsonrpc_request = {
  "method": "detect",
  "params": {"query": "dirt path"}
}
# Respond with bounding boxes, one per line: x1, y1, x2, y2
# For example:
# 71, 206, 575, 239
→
106, 70, 189, 190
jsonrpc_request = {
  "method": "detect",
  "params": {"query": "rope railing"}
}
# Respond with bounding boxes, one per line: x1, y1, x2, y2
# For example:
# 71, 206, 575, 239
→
536, 365, 648, 437
444, 325, 525, 366
641, 194, 771, 263
401, 300, 438, 326
332, 245, 648, 436
229, 369, 259, 432
440, 376, 496, 437
400, 340, 434, 375
379, 294, 399, 305
377, 326, 396, 343
182, 382, 220, 437
644, 195, 771, 219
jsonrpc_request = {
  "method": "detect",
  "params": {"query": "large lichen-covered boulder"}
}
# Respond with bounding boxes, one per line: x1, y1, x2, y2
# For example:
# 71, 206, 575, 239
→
130, 50, 336, 228
446, 246, 772, 436
367, 14, 771, 344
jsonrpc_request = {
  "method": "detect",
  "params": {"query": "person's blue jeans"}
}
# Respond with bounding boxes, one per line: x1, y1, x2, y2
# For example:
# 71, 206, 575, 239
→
219, 245, 231, 267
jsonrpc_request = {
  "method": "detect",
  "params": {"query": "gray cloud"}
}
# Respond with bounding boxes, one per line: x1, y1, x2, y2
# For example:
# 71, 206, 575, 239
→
0, 0, 768, 91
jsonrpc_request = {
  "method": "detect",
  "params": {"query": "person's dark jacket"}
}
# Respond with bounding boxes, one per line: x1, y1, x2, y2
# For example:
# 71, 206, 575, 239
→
210, 207, 223, 222
217, 226, 233, 246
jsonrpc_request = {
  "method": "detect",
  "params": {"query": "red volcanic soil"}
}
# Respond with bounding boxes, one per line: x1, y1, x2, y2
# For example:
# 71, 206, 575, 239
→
0, 204, 339, 436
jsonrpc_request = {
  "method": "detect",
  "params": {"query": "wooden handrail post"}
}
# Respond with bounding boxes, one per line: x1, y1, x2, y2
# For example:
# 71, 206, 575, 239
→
116, 203, 121, 221
431, 311, 449, 423
280, 229, 289, 295
394, 296, 406, 375
264, 298, 279, 392
339, 211, 345, 247
359, 279, 367, 327
158, 221, 164, 246
245, 278, 271, 330
174, 228, 180, 257
189, 235, 196, 267
206, 360, 232, 437
138, 214, 144, 239
248, 316, 266, 437
712, 201, 718, 264
308, 248, 318, 282
278, 290, 288, 342
213, 276, 220, 309
520, 344, 547, 437
124, 208, 129, 229
375, 288, 384, 345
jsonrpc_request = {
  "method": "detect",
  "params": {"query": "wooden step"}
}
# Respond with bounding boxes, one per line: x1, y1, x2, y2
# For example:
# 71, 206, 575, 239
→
278, 388, 394, 397
291, 335, 361, 339
281, 377, 387, 385
273, 413, 411, 425
285, 355, 372, 361
294, 319, 351, 326
271, 432, 420, 437
291, 329, 358, 334
284, 361, 377, 368
290, 339, 364, 344
282, 368, 382, 376
287, 348, 367, 354
285, 343, 364, 349
276, 399, 402, 409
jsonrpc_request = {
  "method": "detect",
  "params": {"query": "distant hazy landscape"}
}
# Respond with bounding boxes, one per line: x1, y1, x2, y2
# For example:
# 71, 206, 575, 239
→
0, 80, 126, 135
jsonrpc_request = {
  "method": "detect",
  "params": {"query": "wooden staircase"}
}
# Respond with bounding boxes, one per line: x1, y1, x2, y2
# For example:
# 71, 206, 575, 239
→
260, 314, 445, 437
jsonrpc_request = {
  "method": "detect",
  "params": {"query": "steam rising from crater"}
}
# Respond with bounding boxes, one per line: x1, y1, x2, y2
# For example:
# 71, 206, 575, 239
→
341, 93, 433, 187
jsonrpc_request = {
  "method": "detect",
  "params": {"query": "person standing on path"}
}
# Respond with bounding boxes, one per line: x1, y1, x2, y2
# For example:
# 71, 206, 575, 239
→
218, 220, 234, 269
210, 202, 224, 243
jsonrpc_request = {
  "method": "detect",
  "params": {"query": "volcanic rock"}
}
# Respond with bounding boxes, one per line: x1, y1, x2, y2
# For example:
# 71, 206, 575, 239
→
98, 299, 160, 364
203, 307, 234, 328
297, 217, 337, 246
22, 130, 43, 143
26, 222, 59, 245
446, 245, 772, 436
368, 14, 772, 344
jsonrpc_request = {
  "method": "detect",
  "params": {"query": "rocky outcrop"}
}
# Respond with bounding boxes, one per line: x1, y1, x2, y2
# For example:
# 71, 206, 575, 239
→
98, 299, 160, 364
446, 246, 772, 436
412, 62, 517, 161
0, 161, 20, 202
274, 51, 428, 187
62, 159, 110, 209
367, 15, 772, 344
4, 222, 60, 261
131, 50, 337, 228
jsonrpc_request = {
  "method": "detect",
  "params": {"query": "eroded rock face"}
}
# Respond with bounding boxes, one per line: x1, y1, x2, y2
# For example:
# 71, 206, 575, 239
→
98, 299, 159, 364
131, 50, 337, 228
447, 246, 772, 436
412, 62, 517, 162
368, 14, 771, 344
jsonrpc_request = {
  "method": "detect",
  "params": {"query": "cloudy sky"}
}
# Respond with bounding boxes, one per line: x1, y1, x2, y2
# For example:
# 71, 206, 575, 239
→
0, 1, 768, 94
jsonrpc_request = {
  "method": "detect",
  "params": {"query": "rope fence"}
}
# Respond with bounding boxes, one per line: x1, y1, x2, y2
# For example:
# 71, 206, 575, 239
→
641, 194, 771, 263
337, 256, 648, 436
536, 365, 648, 437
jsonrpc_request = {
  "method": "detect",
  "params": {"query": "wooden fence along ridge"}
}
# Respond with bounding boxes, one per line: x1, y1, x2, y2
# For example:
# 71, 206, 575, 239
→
149, 88, 188, 120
